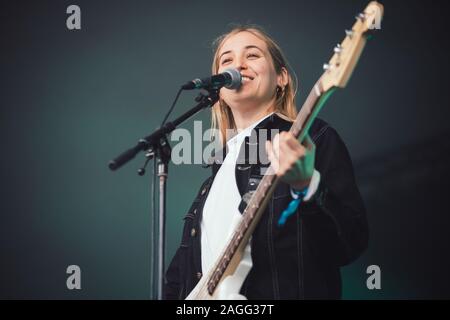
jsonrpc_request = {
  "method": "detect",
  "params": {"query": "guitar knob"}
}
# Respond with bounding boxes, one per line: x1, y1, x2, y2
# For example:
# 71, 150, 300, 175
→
355, 12, 366, 21
345, 29, 354, 38
334, 44, 342, 53
323, 63, 331, 71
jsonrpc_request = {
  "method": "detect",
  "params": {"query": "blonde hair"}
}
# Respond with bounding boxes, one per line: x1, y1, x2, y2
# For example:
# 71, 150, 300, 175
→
210, 25, 298, 145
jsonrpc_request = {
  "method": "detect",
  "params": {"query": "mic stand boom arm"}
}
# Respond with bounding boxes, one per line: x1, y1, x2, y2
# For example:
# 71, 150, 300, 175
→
108, 89, 219, 171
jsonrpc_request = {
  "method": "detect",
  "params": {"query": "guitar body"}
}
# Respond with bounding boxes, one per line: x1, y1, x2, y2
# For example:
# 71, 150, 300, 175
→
186, 244, 252, 300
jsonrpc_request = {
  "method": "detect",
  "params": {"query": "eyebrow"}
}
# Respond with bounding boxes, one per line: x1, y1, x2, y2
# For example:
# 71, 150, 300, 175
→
219, 45, 264, 60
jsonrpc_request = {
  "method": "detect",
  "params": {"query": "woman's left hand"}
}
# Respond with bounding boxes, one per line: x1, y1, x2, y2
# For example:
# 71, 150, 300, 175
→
265, 132, 316, 190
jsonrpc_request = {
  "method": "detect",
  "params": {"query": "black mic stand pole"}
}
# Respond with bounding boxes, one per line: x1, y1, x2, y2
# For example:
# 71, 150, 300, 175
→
108, 88, 219, 300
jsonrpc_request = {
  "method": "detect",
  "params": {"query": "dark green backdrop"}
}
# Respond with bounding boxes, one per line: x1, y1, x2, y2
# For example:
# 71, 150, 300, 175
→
1, 0, 450, 299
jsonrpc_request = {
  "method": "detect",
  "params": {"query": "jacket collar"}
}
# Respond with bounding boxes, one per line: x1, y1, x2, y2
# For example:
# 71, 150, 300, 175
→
207, 113, 291, 176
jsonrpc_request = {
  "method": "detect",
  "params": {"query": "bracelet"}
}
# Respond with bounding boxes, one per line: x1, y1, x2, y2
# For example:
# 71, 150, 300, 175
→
278, 187, 309, 226
290, 186, 309, 199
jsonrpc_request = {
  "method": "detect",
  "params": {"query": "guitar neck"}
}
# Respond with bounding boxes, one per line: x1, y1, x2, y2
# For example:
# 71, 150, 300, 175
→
290, 79, 334, 141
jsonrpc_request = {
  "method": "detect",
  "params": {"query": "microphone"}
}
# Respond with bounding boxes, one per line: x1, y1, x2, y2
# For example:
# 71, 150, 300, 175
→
181, 68, 242, 90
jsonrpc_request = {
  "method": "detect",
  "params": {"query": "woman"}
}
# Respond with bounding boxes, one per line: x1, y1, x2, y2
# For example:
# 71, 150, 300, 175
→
165, 25, 368, 299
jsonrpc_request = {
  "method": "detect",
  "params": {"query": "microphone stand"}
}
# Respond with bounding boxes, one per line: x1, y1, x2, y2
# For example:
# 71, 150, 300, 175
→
108, 88, 219, 300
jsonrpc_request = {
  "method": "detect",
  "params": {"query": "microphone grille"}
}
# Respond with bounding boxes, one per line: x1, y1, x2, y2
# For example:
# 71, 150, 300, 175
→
224, 68, 242, 90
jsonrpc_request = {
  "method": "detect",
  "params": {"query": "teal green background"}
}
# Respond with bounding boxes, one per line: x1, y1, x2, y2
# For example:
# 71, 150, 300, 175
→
1, 0, 450, 299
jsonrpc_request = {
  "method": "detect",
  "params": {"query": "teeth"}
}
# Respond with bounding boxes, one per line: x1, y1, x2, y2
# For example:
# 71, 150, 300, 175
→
242, 76, 252, 81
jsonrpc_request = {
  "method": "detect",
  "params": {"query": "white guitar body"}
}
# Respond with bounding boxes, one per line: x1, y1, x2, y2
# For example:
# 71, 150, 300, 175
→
217, 244, 252, 300
185, 244, 252, 300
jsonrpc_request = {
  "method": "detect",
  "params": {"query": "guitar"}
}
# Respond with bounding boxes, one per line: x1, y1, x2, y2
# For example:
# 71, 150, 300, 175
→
186, 1, 384, 300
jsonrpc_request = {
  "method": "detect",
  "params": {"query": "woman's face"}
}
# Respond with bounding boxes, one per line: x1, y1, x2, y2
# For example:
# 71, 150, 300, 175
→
217, 31, 284, 112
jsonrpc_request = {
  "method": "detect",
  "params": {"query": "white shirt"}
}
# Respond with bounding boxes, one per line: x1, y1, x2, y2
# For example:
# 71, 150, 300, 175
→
200, 113, 320, 274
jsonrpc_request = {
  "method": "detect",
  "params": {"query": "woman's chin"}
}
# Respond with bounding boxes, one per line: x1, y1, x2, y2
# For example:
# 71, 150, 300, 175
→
228, 88, 257, 100
227, 94, 255, 107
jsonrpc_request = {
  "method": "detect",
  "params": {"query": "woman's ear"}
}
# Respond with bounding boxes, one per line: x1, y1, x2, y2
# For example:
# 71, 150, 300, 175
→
277, 67, 289, 89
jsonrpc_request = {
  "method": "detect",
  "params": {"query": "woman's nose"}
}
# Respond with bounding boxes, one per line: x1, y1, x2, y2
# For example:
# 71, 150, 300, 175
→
234, 58, 248, 71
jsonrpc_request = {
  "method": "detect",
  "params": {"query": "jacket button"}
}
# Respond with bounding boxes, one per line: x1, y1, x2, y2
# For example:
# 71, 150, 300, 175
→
201, 188, 207, 195
193, 209, 197, 214
196, 272, 202, 279
191, 228, 196, 237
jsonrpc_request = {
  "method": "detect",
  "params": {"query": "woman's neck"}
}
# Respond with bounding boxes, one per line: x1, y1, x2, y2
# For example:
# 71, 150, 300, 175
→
231, 101, 275, 130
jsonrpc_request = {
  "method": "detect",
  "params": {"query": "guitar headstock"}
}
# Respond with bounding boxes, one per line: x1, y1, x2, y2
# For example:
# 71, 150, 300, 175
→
320, 1, 384, 92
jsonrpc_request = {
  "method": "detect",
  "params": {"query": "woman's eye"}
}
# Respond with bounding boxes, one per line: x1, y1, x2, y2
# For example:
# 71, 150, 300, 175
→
247, 53, 260, 59
221, 58, 232, 64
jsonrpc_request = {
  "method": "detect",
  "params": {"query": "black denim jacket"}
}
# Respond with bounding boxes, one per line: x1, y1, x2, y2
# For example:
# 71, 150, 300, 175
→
164, 114, 368, 299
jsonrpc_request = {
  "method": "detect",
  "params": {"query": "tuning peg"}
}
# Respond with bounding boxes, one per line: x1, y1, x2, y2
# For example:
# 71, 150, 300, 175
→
355, 13, 366, 21
323, 63, 331, 71
345, 29, 354, 38
334, 44, 342, 54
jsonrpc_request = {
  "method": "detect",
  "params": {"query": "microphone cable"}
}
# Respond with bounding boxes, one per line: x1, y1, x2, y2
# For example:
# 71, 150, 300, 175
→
161, 87, 183, 127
